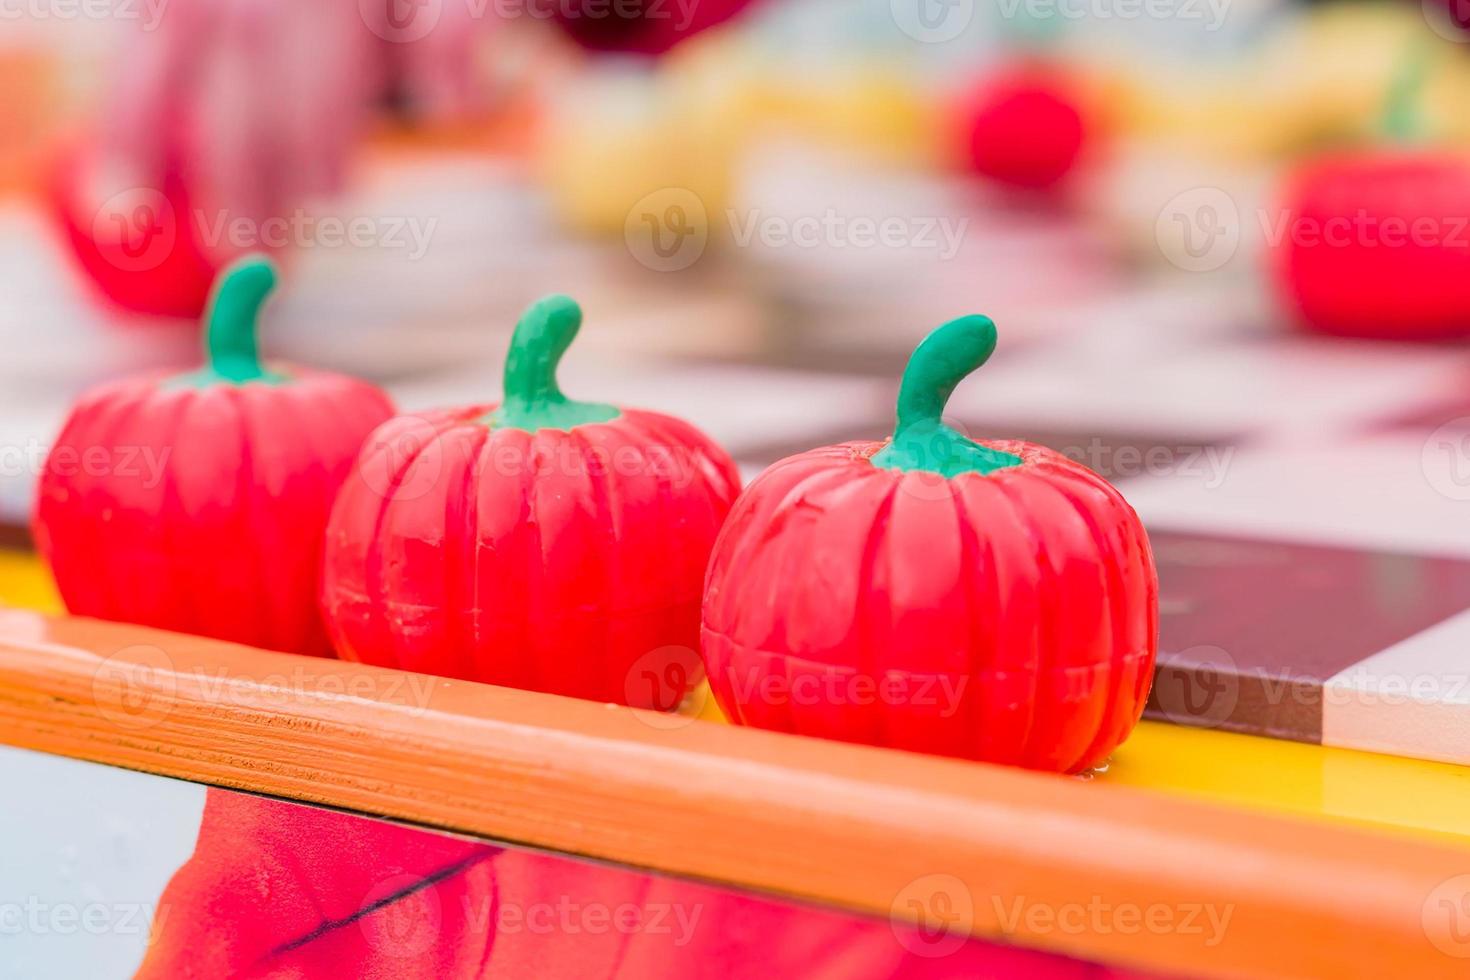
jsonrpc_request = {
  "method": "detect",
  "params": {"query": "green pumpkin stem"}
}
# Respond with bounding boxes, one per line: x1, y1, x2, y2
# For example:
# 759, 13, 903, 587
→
489, 295, 619, 431
503, 295, 581, 409
871, 315, 1023, 478
1382, 36, 1433, 142
204, 255, 278, 383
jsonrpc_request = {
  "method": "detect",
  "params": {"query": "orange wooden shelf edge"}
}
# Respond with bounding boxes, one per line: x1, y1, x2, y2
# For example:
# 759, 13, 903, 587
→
0, 608, 1464, 980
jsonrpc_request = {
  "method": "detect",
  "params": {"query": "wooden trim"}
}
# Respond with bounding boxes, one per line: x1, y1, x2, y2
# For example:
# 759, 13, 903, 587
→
0, 609, 1464, 979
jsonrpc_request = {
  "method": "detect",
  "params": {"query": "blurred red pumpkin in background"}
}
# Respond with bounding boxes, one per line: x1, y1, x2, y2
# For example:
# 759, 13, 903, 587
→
1268, 32, 1470, 340
950, 62, 1092, 193
1270, 151, 1470, 340
47, 140, 232, 320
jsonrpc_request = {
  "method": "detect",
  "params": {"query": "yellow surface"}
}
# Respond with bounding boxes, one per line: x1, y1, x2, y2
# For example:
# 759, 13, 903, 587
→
1107, 721, 1470, 850
0, 550, 60, 612
6, 550, 1469, 848
693, 675, 1470, 849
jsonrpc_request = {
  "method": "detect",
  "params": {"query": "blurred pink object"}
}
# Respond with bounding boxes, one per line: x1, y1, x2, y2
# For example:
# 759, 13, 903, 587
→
540, 0, 763, 55
49, 138, 227, 319
88, 0, 760, 226
52, 2, 374, 317
96, 1, 387, 232
53, 0, 762, 317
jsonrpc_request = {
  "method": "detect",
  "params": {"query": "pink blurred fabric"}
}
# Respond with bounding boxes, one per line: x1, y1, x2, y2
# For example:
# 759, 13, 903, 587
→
83, 0, 760, 233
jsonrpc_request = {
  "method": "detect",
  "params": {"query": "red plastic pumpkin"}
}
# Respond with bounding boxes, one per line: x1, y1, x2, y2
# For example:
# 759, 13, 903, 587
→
48, 141, 229, 320
321, 295, 741, 707
34, 255, 395, 655
951, 62, 1091, 192
1269, 150, 1470, 339
701, 316, 1157, 773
